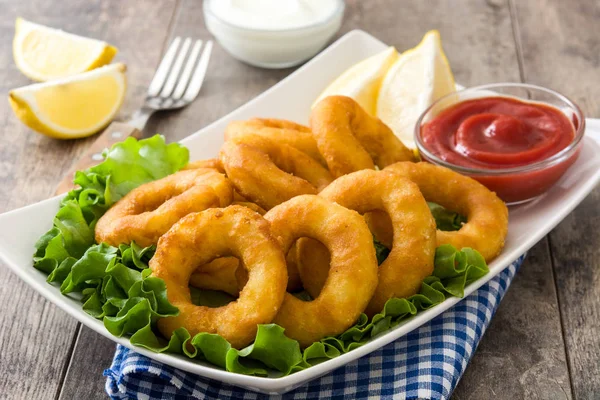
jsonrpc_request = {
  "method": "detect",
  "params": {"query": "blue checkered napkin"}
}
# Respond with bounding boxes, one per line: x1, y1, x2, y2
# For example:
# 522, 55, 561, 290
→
105, 255, 525, 400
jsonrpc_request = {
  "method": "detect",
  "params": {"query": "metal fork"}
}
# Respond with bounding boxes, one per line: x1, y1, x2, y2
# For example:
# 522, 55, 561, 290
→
128, 37, 214, 130
55, 37, 213, 194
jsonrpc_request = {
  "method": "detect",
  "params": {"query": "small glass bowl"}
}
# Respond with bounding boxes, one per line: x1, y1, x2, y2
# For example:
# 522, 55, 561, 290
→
415, 83, 585, 205
203, 0, 345, 69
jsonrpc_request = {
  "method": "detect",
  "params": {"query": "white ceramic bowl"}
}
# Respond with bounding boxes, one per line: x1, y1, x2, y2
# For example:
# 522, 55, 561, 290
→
203, 0, 345, 69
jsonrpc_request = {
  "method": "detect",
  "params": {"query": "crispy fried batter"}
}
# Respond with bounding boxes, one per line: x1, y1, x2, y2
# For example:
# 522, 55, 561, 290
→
151, 206, 288, 349
383, 162, 509, 262
265, 195, 379, 347
310, 95, 415, 177
95, 169, 233, 247
231, 201, 266, 215
188, 200, 302, 295
225, 118, 326, 166
190, 247, 303, 295
299, 170, 437, 316
220, 134, 333, 210
189, 257, 241, 296
182, 158, 225, 173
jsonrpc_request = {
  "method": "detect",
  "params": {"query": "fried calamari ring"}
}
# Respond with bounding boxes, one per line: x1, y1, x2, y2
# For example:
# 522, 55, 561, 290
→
220, 135, 333, 210
189, 200, 304, 295
190, 246, 303, 295
182, 158, 225, 173
292, 237, 329, 294
310, 95, 415, 177
151, 206, 288, 349
95, 169, 233, 247
298, 169, 436, 315
225, 118, 326, 165
364, 210, 394, 249
383, 162, 509, 261
265, 195, 379, 347
284, 244, 303, 292
189, 251, 302, 295
231, 201, 266, 215
189, 257, 241, 296
182, 159, 250, 201
189, 198, 299, 296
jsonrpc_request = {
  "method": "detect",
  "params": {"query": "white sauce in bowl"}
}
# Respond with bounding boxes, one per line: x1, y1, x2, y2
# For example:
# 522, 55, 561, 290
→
209, 0, 339, 31
203, 0, 344, 69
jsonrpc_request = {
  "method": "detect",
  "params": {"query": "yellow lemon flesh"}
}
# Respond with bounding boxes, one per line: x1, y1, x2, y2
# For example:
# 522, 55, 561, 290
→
13, 18, 118, 82
313, 46, 399, 116
9, 63, 126, 139
377, 30, 456, 148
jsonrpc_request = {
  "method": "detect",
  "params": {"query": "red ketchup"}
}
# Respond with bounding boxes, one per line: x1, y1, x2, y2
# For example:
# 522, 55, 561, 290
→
420, 96, 580, 203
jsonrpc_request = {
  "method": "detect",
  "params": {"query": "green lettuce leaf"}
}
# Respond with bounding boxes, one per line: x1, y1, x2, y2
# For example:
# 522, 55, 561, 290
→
373, 238, 391, 264
34, 135, 188, 280
428, 202, 466, 231
83, 135, 189, 203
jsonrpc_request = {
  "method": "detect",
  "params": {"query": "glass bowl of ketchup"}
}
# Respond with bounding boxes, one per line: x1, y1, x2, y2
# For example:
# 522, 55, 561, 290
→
415, 83, 585, 205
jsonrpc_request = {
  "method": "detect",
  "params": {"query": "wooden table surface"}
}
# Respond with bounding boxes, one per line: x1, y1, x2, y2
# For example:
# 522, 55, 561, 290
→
1, 0, 598, 399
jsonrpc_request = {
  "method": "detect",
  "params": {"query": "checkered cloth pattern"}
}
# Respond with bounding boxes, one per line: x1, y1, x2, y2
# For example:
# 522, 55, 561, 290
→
105, 255, 525, 400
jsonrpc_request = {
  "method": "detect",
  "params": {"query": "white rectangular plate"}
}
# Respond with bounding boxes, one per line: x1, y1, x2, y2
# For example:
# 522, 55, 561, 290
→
1, 30, 599, 395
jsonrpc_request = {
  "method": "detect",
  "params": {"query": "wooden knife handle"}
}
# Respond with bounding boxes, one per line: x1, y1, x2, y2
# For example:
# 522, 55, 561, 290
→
55, 122, 141, 195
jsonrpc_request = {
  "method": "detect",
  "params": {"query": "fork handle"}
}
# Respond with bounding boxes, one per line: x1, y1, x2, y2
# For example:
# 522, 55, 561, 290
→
55, 122, 141, 195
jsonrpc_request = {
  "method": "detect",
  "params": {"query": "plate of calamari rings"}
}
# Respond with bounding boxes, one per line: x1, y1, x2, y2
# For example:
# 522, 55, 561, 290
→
95, 94, 508, 353
2, 30, 599, 395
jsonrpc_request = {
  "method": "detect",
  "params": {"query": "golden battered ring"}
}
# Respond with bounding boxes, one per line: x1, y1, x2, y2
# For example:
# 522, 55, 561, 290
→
310, 95, 415, 177
188, 198, 305, 295
95, 169, 233, 247
182, 159, 250, 202
189, 257, 241, 297
298, 169, 437, 316
381, 162, 509, 262
265, 195, 379, 347
151, 206, 288, 349
220, 134, 333, 210
225, 118, 326, 166
189, 248, 303, 296
182, 158, 225, 173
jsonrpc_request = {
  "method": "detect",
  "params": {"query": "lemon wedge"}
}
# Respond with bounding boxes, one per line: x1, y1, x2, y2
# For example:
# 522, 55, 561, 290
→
377, 30, 455, 148
9, 63, 126, 139
13, 18, 118, 82
313, 46, 399, 116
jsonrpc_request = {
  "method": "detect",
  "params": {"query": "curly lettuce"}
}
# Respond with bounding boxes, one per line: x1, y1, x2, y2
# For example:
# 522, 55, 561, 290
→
32, 136, 486, 377
428, 201, 466, 231
33, 135, 187, 347
34, 135, 188, 276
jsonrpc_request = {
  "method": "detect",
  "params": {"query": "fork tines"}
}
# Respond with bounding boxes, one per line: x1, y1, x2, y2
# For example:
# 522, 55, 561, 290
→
148, 37, 213, 102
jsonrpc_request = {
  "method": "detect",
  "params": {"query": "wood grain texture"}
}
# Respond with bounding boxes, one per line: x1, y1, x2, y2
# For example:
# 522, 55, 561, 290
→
0, 0, 178, 399
512, 0, 600, 397
0, 268, 79, 399
57, 327, 116, 400
453, 241, 572, 400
